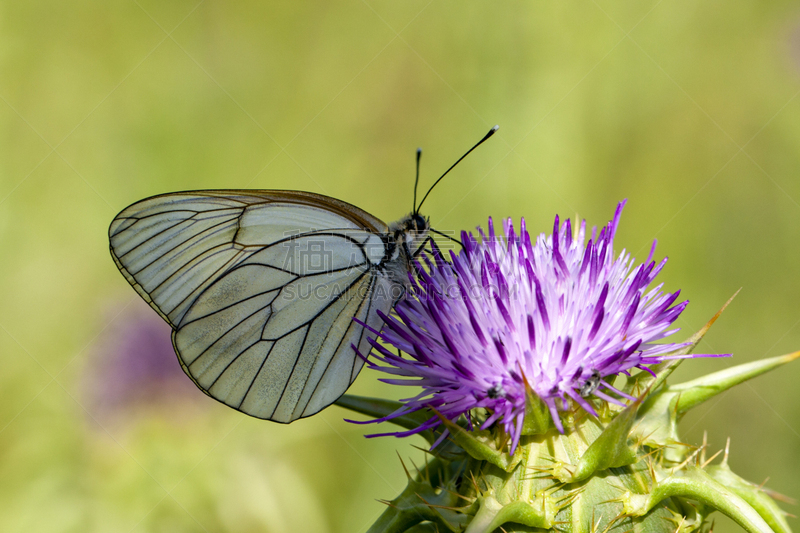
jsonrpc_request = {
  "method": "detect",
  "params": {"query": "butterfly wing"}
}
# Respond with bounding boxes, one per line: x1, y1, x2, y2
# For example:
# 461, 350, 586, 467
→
109, 190, 394, 421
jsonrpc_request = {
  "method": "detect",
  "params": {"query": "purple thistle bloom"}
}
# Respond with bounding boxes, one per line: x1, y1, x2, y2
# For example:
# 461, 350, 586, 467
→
358, 201, 726, 452
84, 300, 200, 422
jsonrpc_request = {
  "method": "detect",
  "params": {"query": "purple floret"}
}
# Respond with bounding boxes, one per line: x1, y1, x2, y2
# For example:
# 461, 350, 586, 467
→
358, 201, 725, 452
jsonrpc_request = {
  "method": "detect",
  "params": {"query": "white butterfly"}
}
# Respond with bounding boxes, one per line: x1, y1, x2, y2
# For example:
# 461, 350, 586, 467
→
108, 127, 497, 423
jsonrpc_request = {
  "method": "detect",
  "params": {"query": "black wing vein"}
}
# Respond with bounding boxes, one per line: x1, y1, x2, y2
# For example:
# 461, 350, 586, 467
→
237, 341, 277, 410
129, 217, 238, 275
296, 274, 378, 417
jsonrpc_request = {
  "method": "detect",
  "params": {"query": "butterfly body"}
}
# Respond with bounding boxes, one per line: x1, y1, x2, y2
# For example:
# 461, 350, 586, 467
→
109, 190, 429, 422
383, 213, 430, 285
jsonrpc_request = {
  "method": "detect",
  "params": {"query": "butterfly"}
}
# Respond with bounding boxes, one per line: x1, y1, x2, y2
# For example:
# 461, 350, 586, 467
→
108, 126, 497, 423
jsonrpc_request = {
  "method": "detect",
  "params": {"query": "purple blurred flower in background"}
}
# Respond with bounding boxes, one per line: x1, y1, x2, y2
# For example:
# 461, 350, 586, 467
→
86, 300, 199, 421
360, 201, 725, 451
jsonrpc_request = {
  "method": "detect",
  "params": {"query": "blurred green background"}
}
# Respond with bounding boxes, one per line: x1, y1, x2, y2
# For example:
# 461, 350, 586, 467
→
1, 1, 799, 532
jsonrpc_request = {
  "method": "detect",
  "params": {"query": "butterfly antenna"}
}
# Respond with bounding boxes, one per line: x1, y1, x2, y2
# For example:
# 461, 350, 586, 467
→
416, 125, 499, 213
430, 227, 464, 248
412, 147, 422, 213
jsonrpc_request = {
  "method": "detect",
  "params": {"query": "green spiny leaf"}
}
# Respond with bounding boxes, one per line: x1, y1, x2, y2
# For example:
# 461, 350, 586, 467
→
670, 351, 800, 416
521, 388, 553, 436
706, 461, 792, 533
621, 466, 774, 533
554, 398, 639, 483
464, 495, 555, 533
434, 411, 520, 472
335, 395, 436, 444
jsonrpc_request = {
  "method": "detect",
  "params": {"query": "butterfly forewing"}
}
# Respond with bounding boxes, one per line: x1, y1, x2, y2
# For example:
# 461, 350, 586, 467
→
109, 190, 394, 422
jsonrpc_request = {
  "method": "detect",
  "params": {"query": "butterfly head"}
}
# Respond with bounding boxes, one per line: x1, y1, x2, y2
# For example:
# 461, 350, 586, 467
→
390, 213, 430, 259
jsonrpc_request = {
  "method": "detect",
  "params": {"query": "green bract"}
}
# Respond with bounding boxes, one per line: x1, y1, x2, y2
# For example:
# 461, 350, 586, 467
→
339, 302, 798, 533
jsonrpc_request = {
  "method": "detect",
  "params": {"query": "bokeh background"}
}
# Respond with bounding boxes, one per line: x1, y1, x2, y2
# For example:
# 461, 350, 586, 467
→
1, 1, 799, 532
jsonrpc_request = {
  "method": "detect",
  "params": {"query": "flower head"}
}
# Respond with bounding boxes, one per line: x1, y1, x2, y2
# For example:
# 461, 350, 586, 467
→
360, 201, 724, 451
85, 300, 200, 421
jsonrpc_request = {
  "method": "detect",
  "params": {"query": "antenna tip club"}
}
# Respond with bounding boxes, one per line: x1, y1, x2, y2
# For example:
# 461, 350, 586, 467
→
416, 147, 422, 154
491, 125, 499, 132
481, 125, 499, 142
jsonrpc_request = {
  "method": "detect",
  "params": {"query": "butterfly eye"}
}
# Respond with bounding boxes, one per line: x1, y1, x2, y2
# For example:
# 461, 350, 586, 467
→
412, 214, 427, 232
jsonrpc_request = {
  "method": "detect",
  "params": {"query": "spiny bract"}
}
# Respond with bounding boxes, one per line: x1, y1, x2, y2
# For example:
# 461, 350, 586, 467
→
340, 334, 799, 533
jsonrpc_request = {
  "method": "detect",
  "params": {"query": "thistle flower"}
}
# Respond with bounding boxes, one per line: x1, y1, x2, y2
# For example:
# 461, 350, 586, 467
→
338, 202, 797, 533
360, 201, 723, 451
85, 300, 199, 421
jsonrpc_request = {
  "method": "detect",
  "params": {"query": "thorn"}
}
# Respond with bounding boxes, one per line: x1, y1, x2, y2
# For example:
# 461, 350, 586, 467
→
700, 449, 723, 469
640, 445, 666, 461
555, 488, 584, 505
468, 471, 481, 494
594, 513, 605, 533
558, 494, 580, 510
660, 513, 689, 533
409, 444, 437, 457
411, 442, 459, 463
573, 407, 590, 425
409, 456, 421, 478
396, 451, 412, 479
647, 457, 657, 484
605, 483, 627, 494
440, 487, 476, 503
497, 428, 511, 452
700, 431, 708, 465
762, 487, 797, 505
554, 462, 575, 477
608, 518, 634, 533
673, 447, 702, 474
378, 499, 399, 509
705, 289, 741, 333
415, 493, 462, 511
601, 514, 624, 533
531, 473, 559, 481
721, 437, 730, 467
638, 425, 664, 448
694, 441, 706, 467
479, 470, 491, 492
780, 349, 800, 363
519, 364, 533, 393
757, 477, 770, 490
672, 392, 682, 419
